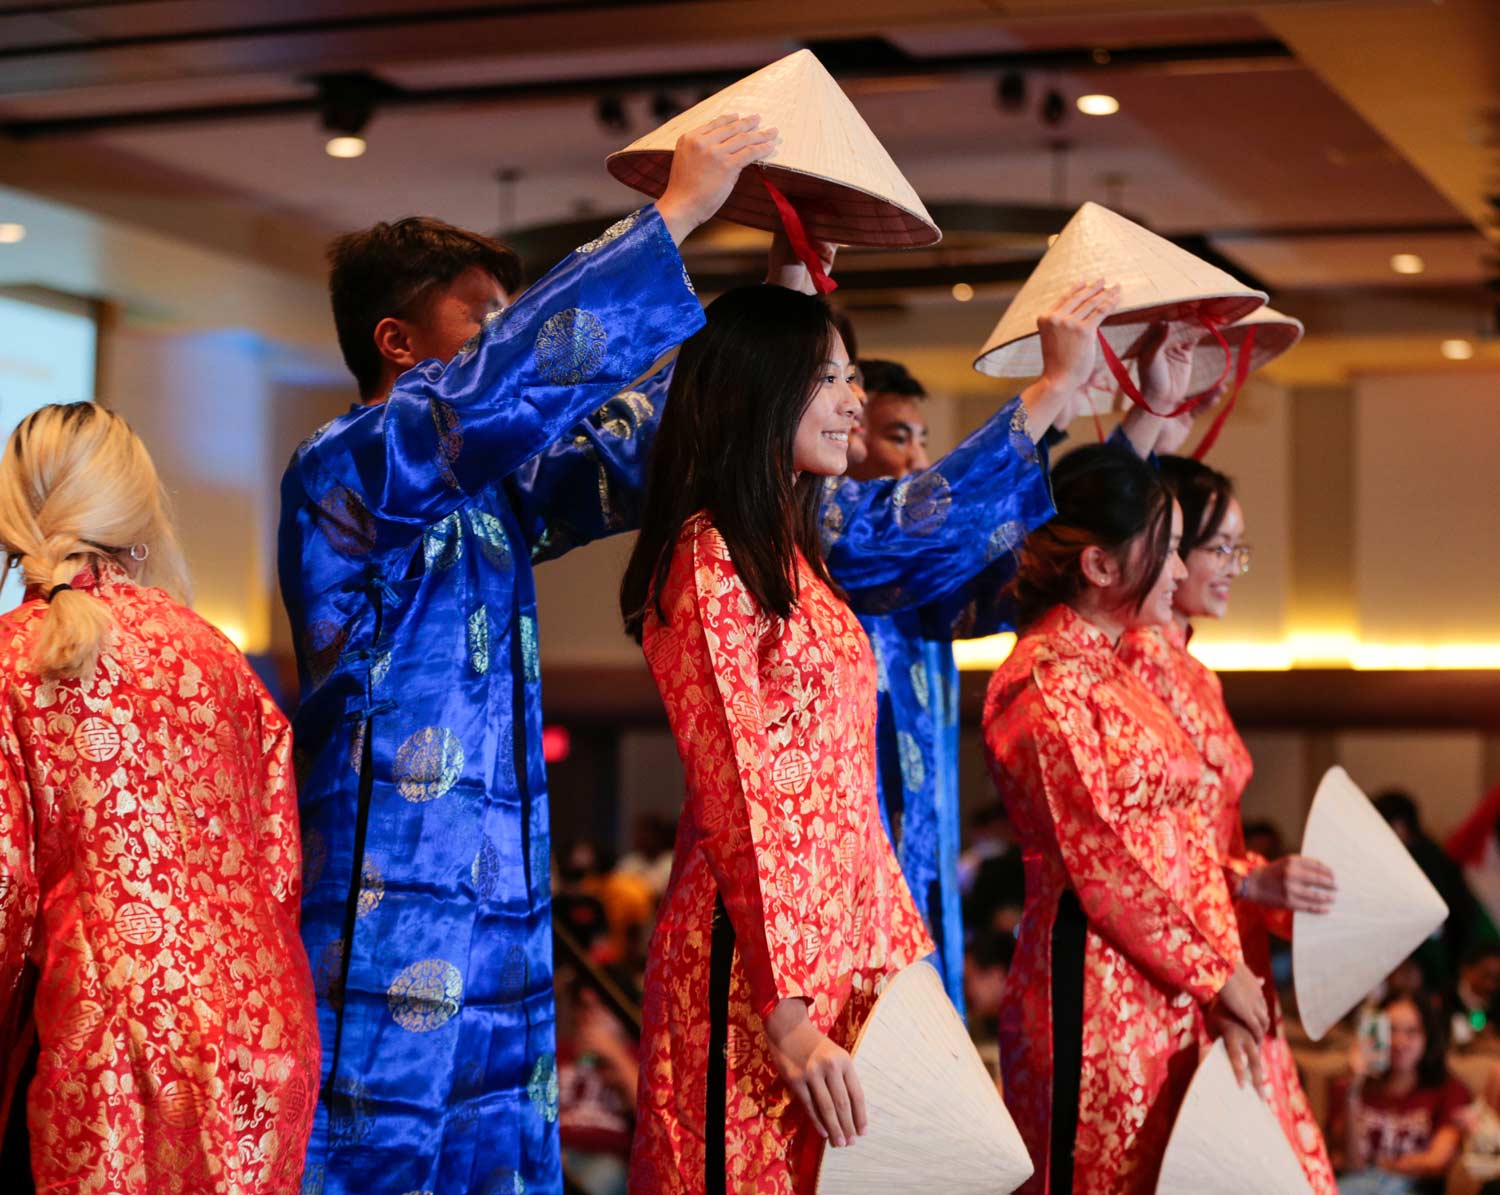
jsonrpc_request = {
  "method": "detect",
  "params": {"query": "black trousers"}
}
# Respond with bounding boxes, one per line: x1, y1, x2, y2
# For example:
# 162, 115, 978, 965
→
1048, 890, 1087, 1194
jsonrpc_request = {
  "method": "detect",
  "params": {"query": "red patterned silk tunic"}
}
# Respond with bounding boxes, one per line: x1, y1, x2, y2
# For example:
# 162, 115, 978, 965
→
0, 564, 318, 1194
629, 515, 932, 1195
1118, 622, 1335, 1194
983, 605, 1242, 1195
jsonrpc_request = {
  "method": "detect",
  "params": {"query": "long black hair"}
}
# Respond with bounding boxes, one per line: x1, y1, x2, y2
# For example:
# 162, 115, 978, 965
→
621, 285, 842, 642
1157, 455, 1235, 558
1009, 443, 1172, 628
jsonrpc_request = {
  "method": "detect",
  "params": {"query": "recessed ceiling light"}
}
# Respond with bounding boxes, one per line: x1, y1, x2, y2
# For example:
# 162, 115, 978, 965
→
1441, 338, 1475, 360
0, 223, 25, 244
325, 135, 367, 159
951, 282, 974, 302
1076, 94, 1120, 116
1390, 253, 1425, 275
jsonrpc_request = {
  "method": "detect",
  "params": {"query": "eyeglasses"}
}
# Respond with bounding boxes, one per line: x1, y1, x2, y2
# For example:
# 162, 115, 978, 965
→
1196, 543, 1253, 575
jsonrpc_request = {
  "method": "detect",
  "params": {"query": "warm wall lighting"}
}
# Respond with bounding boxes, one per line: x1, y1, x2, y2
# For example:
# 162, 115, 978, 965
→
951, 282, 975, 302
1441, 338, 1475, 360
0, 223, 25, 244
1390, 253, 1425, 275
1077, 94, 1120, 116
325, 135, 367, 159
952, 631, 1500, 672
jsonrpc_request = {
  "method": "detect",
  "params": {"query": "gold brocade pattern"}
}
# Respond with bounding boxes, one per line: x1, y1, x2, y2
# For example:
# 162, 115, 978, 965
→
431, 397, 465, 489
576, 211, 640, 254
534, 309, 608, 385
387, 958, 464, 1032
315, 484, 378, 557
0, 568, 318, 1194
466, 509, 512, 570
891, 470, 951, 536
467, 606, 490, 675
393, 726, 464, 802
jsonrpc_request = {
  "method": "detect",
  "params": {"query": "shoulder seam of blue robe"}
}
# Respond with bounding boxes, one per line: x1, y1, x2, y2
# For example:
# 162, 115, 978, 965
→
279, 205, 700, 1195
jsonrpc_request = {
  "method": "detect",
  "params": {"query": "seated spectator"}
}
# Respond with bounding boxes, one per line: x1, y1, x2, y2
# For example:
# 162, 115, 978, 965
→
1245, 817, 1288, 863
964, 926, 1015, 1042
614, 813, 676, 899
961, 801, 1025, 937
555, 968, 639, 1195
1328, 992, 1471, 1194
1449, 945, 1500, 1051
1376, 789, 1477, 987
554, 840, 611, 954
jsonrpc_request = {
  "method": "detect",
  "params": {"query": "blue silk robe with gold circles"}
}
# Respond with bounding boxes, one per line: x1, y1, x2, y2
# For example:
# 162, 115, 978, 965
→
278, 207, 700, 1195
820, 403, 1054, 1008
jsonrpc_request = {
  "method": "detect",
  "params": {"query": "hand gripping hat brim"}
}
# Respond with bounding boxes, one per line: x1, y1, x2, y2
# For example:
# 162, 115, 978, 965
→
1156, 1041, 1314, 1195
815, 961, 1033, 1195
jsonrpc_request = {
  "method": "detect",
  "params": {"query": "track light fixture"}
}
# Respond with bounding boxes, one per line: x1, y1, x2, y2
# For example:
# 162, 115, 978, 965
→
596, 95, 630, 133
1041, 88, 1067, 127
996, 71, 1026, 112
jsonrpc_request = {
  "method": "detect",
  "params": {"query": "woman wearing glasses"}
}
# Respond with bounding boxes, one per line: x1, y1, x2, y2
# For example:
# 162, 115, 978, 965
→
1118, 455, 1338, 1194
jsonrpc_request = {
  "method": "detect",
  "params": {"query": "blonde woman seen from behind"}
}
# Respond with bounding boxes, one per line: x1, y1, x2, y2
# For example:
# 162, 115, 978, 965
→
0, 403, 318, 1195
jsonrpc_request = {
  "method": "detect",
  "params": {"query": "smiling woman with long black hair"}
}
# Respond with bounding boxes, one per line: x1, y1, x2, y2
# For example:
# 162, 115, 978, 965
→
620, 285, 932, 1195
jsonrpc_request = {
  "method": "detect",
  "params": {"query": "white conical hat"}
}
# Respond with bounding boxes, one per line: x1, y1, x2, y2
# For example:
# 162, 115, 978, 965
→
1156, 1041, 1314, 1195
607, 49, 940, 249
1181, 305, 1305, 398
1294, 766, 1449, 1041
973, 202, 1266, 383
816, 961, 1033, 1195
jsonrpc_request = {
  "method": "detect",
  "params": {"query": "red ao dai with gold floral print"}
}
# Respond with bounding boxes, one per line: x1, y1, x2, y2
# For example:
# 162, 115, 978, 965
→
1118, 622, 1335, 1195
628, 515, 931, 1195
982, 605, 1243, 1195
0, 565, 317, 1194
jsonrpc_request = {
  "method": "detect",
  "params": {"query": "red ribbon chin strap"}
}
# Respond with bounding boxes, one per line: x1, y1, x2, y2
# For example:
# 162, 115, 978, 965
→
760, 172, 838, 295
1097, 312, 1232, 419
1192, 324, 1256, 461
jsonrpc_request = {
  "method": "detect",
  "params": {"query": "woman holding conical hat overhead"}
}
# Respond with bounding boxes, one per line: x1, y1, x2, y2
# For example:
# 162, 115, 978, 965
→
1118, 456, 1337, 1195
982, 443, 1268, 1195
0, 404, 318, 1194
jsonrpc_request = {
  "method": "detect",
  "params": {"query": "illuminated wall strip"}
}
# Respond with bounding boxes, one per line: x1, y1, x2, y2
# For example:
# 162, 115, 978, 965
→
951, 632, 1500, 673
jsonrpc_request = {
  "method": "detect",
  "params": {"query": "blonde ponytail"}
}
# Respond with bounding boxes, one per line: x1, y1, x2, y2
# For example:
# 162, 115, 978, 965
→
0, 403, 190, 679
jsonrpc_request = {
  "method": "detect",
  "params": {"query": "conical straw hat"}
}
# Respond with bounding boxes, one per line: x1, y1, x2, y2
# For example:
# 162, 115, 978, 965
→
1181, 305, 1304, 398
1293, 766, 1449, 1041
815, 961, 1033, 1195
1156, 1041, 1314, 1195
607, 49, 940, 249
973, 202, 1266, 383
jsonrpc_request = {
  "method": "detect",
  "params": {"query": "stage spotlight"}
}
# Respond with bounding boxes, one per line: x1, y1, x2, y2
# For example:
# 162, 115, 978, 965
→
0, 223, 24, 244
1390, 253, 1425, 275
1441, 338, 1475, 360
951, 282, 975, 302
1077, 94, 1120, 116
315, 72, 391, 159
325, 136, 366, 159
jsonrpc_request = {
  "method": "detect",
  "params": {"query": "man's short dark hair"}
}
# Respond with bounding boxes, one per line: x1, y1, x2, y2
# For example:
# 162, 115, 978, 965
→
1374, 789, 1421, 833
859, 358, 926, 401
327, 217, 523, 398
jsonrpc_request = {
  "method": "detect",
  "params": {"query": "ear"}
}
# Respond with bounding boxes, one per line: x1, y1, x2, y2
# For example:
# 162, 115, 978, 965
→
1078, 543, 1120, 591
372, 316, 420, 371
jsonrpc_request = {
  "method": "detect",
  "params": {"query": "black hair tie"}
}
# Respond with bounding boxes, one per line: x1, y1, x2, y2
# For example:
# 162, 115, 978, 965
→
47, 583, 72, 602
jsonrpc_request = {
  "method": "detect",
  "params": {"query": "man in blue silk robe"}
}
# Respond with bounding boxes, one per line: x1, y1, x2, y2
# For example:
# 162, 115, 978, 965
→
278, 117, 774, 1195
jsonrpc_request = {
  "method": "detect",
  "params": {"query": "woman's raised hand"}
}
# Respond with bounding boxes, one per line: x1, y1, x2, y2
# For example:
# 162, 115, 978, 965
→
656, 114, 780, 246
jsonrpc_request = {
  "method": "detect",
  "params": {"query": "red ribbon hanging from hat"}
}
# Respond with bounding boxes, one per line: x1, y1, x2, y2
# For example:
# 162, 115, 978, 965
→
1192, 325, 1256, 461
760, 172, 838, 295
1097, 312, 1233, 419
